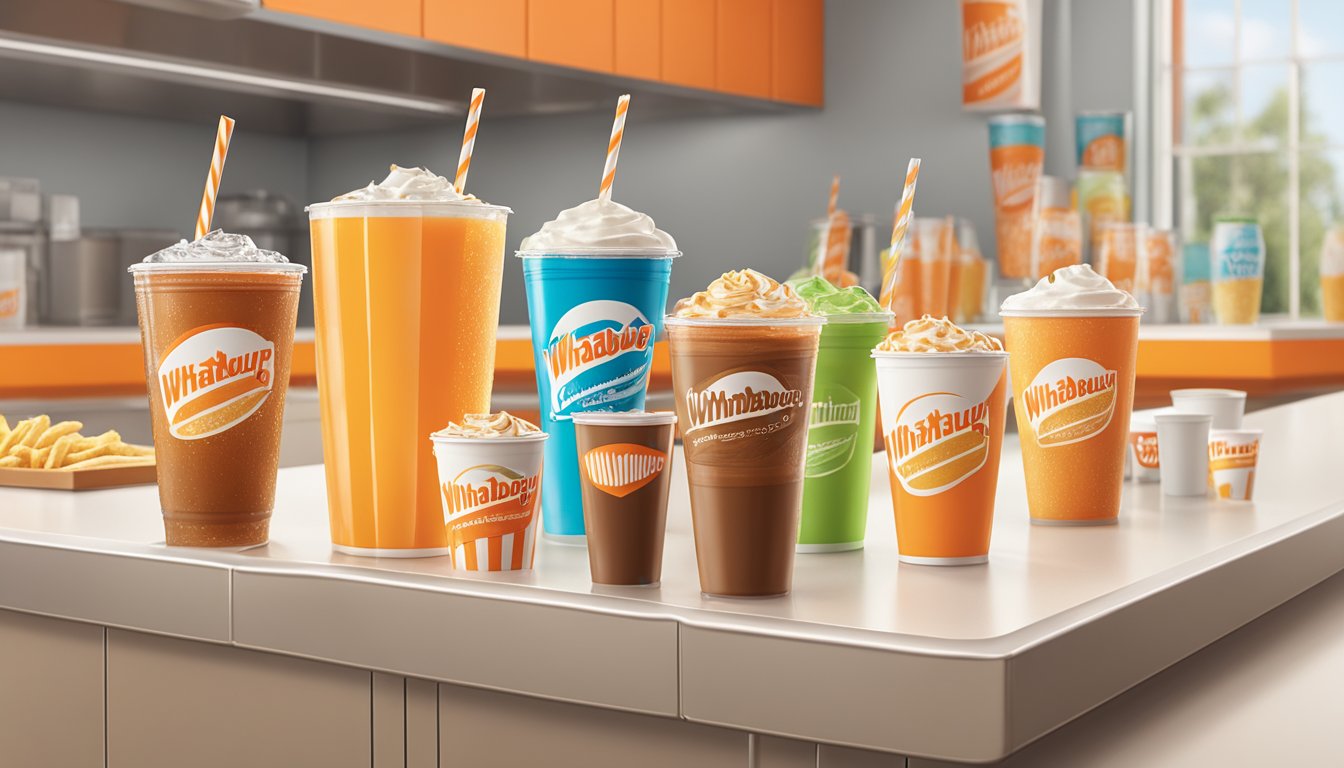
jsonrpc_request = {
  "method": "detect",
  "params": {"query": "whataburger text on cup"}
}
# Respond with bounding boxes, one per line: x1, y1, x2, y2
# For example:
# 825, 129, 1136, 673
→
431, 412, 546, 572
1208, 429, 1262, 501
1001, 264, 1142, 524
874, 316, 1008, 565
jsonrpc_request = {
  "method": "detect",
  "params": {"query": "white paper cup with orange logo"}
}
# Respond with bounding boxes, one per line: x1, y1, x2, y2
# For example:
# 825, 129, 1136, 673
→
873, 350, 1010, 565
1127, 409, 1165, 483
572, 411, 677, 586
1208, 429, 1262, 500
430, 432, 547, 572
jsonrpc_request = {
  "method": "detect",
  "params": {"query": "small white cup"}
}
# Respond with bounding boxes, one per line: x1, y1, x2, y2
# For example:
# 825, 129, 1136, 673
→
1170, 388, 1246, 429
1154, 412, 1213, 497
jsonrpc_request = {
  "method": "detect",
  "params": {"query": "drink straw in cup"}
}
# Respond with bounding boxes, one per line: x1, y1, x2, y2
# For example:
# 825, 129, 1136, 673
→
454, 87, 485, 195
599, 94, 631, 202
815, 175, 842, 277
194, 114, 235, 241
879, 158, 922, 314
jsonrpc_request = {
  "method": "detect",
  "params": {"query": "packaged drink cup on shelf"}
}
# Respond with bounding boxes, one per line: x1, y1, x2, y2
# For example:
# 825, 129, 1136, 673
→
987, 114, 1046, 279
1141, 229, 1179, 323
1028, 176, 1082, 280
913, 217, 953, 319
667, 270, 823, 597
1320, 225, 1344, 322
1180, 242, 1213, 323
0, 248, 25, 329
786, 276, 890, 552
1075, 112, 1132, 180
1210, 217, 1265, 324
1207, 429, 1262, 501
430, 412, 546, 572
960, 0, 1042, 111
873, 316, 1009, 564
945, 216, 964, 322
131, 231, 305, 547
519, 197, 677, 542
573, 411, 677, 586
308, 166, 511, 557
1076, 169, 1128, 264
957, 219, 990, 323
1095, 222, 1143, 295
1000, 264, 1142, 524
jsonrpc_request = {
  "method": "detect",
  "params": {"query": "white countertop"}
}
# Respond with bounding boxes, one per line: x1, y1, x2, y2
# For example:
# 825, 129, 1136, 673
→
1, 392, 1342, 761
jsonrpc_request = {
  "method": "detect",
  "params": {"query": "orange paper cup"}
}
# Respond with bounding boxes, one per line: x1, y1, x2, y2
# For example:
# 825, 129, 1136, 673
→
874, 350, 1009, 564
1002, 309, 1141, 524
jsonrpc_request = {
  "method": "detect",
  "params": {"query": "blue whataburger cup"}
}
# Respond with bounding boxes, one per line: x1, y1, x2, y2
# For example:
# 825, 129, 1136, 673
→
519, 249, 677, 541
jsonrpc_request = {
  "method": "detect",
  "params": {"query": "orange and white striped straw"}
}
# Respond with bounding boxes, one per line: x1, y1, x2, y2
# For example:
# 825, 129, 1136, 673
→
599, 94, 631, 202
879, 158, 922, 312
194, 115, 235, 241
827, 174, 840, 218
454, 87, 485, 194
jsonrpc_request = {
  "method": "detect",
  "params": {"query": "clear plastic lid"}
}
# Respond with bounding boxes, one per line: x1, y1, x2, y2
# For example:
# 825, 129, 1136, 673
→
571, 411, 677, 426
128, 261, 306, 275
664, 314, 826, 328
307, 200, 512, 220
516, 248, 680, 259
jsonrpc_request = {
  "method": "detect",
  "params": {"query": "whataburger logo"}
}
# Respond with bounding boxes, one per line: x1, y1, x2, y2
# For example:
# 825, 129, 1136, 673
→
157, 324, 275, 440
582, 443, 666, 498
542, 300, 654, 415
683, 370, 805, 433
889, 392, 991, 496
441, 464, 539, 545
1209, 439, 1258, 470
805, 389, 862, 479
1022, 358, 1117, 447
1130, 432, 1159, 468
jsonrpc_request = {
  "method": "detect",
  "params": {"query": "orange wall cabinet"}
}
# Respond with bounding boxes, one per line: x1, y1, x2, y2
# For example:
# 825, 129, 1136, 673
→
424, 0, 528, 58
662, 0, 716, 90
770, 0, 823, 106
716, 0, 772, 99
261, 0, 421, 38
529, 0, 615, 72
615, 0, 662, 80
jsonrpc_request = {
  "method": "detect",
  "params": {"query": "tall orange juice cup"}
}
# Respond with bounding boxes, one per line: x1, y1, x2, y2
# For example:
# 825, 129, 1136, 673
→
1028, 175, 1082, 279
308, 166, 511, 556
1096, 221, 1143, 295
1001, 264, 1142, 524
944, 216, 964, 321
956, 218, 989, 322
987, 114, 1045, 280
874, 317, 1008, 564
914, 217, 951, 318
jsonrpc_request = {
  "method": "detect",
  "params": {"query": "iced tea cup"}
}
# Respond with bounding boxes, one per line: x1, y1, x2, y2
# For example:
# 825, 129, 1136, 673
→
1208, 429, 1262, 501
573, 411, 676, 586
431, 429, 546, 572
874, 349, 1008, 564
1001, 308, 1142, 524
132, 250, 304, 548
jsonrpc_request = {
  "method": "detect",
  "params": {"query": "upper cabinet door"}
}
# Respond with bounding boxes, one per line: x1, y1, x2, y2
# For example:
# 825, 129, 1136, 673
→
261, 0, 420, 38
662, 0, 716, 90
615, 0, 662, 81
716, 0, 772, 99
770, 0, 824, 106
529, 0, 615, 72
424, 0, 527, 58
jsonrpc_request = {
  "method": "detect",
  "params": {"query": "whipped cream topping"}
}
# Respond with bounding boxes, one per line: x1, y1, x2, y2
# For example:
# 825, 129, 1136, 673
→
333, 165, 480, 203
1322, 226, 1344, 277
673, 269, 812, 319
434, 411, 542, 439
875, 315, 1003, 353
1000, 264, 1140, 313
519, 197, 675, 252
143, 230, 287, 264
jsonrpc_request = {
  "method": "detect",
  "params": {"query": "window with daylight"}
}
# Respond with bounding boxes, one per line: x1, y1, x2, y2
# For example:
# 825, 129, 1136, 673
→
1158, 0, 1344, 317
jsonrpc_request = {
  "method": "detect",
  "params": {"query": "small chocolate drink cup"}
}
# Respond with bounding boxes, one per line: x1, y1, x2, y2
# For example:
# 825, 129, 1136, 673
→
572, 411, 677, 586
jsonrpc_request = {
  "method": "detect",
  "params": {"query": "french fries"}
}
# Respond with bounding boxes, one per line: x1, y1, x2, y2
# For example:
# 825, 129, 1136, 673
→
0, 415, 154, 471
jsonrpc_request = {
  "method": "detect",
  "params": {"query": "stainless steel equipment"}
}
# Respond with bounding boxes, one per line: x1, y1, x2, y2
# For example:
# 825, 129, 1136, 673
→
0, 222, 43, 326
43, 231, 121, 326
214, 190, 313, 326
116, 229, 180, 326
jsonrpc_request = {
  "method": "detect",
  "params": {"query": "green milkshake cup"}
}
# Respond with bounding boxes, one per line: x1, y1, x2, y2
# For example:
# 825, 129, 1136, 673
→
786, 277, 891, 552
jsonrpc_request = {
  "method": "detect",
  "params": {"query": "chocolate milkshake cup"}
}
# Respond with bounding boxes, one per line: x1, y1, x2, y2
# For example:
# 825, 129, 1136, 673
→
572, 411, 676, 586
667, 270, 823, 597
131, 231, 304, 547
1000, 264, 1143, 524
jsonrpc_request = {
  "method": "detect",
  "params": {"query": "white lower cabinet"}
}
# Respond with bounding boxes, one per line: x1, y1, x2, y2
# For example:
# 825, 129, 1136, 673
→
105, 628, 371, 768
0, 610, 105, 767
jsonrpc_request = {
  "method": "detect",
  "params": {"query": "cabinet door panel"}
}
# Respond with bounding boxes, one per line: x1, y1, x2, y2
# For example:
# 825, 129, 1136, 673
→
717, 0, 772, 98
424, 0, 527, 58
529, 0, 615, 72
262, 0, 420, 38
662, 0, 716, 89
771, 0, 824, 105
106, 629, 370, 768
615, 0, 662, 80
0, 610, 104, 767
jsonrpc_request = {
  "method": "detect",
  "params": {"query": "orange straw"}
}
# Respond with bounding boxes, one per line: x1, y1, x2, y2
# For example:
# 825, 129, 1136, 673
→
880, 158, 922, 312
827, 174, 840, 218
454, 87, 485, 194
194, 115, 235, 241
599, 94, 631, 202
